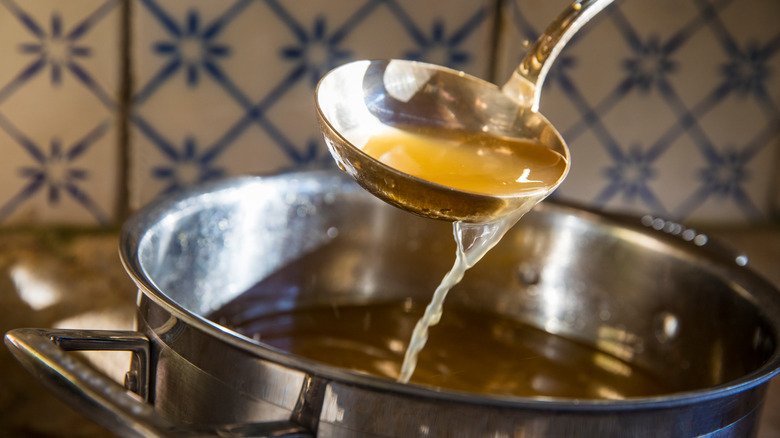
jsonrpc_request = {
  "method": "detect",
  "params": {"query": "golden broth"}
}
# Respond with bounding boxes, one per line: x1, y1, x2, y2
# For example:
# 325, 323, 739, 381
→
360, 126, 567, 197
211, 301, 673, 399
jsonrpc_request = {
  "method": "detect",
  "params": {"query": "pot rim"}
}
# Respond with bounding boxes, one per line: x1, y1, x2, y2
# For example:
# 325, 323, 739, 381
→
119, 171, 780, 412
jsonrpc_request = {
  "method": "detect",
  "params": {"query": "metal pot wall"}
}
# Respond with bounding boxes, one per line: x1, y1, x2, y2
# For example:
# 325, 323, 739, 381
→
6, 171, 780, 437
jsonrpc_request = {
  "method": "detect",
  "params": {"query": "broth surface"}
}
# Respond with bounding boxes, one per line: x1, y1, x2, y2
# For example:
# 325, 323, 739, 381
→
211, 301, 675, 399
360, 126, 567, 197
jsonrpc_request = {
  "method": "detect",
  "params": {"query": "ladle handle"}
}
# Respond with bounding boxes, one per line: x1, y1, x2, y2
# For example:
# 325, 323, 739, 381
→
502, 0, 615, 111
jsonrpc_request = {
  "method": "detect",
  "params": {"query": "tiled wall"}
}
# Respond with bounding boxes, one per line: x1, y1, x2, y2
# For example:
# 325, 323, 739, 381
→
0, 0, 124, 225
499, 0, 780, 224
1, 0, 778, 227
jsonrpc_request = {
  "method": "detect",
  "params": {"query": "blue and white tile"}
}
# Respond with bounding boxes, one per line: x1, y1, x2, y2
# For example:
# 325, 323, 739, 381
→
129, 0, 496, 208
497, 0, 780, 224
0, 0, 123, 226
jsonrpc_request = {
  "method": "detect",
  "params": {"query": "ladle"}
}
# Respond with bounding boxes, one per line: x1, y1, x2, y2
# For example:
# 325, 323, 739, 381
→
315, 0, 614, 222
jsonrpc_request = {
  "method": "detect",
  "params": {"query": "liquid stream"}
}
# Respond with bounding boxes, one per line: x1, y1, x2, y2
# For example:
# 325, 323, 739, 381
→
397, 205, 539, 383
360, 126, 567, 383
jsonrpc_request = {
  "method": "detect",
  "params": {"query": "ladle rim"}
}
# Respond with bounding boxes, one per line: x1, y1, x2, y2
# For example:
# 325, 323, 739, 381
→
314, 59, 570, 222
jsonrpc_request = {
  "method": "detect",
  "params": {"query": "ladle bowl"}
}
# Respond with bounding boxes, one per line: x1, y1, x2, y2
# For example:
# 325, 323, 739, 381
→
315, 0, 615, 222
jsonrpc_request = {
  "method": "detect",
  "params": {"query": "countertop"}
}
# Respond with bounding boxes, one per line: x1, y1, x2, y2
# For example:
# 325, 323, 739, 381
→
0, 226, 778, 437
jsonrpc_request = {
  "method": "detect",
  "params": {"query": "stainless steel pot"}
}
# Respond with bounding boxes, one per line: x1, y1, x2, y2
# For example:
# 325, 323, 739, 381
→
6, 171, 780, 437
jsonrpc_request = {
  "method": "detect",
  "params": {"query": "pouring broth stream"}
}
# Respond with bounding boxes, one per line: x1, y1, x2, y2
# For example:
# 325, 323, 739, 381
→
358, 125, 567, 383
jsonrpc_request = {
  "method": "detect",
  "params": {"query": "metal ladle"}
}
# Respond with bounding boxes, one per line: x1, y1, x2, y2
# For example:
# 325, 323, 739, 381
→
315, 0, 614, 223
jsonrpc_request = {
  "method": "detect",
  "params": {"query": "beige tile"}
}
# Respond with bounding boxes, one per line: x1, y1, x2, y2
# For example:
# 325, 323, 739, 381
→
0, 0, 123, 225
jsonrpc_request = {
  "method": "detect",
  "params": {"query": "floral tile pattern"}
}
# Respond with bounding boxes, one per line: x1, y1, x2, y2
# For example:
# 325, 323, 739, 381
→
128, 0, 496, 208
497, 0, 780, 223
0, 0, 776, 225
0, 0, 123, 225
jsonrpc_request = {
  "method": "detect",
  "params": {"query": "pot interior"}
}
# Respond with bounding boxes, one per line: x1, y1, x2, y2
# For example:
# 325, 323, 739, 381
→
131, 171, 779, 399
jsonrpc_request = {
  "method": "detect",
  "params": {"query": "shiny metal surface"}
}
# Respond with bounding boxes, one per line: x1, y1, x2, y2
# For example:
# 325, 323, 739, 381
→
3, 326, 316, 438
121, 171, 780, 436
314, 0, 614, 222
3, 329, 189, 438
6, 170, 780, 437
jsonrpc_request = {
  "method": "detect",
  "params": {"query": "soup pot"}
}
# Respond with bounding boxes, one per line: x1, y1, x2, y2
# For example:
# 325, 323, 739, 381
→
5, 171, 780, 437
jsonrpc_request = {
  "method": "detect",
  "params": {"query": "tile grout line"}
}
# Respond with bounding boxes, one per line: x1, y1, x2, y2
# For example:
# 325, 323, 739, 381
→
116, 0, 132, 223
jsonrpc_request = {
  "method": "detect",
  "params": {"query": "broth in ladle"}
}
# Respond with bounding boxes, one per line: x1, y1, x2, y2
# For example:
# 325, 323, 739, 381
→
360, 125, 567, 197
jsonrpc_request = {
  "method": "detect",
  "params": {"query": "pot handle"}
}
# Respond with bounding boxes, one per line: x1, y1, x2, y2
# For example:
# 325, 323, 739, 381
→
4, 328, 194, 437
4, 328, 313, 438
